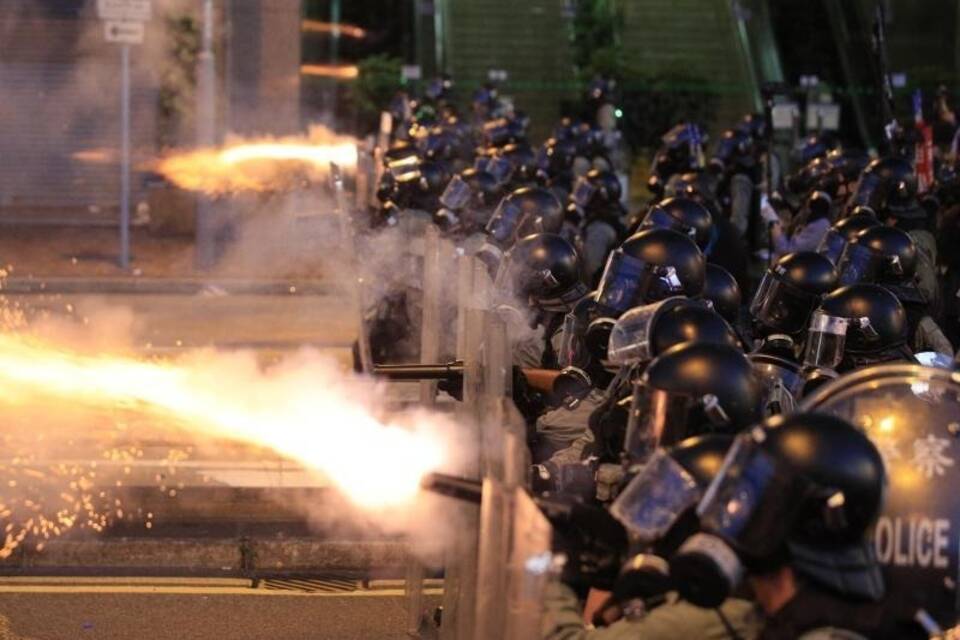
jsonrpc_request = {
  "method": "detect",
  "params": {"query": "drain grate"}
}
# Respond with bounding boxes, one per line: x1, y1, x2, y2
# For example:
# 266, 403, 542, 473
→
258, 575, 360, 593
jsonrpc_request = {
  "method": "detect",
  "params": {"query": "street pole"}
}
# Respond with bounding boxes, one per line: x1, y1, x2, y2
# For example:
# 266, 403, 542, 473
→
195, 0, 217, 269
120, 44, 131, 269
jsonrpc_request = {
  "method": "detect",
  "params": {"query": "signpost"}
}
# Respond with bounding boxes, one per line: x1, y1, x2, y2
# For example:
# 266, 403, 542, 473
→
97, 0, 151, 269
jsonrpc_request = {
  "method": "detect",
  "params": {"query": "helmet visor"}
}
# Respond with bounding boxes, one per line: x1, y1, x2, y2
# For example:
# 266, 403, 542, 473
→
837, 242, 880, 286
696, 428, 794, 558
486, 198, 525, 244
558, 312, 589, 369
817, 229, 847, 265
851, 173, 883, 209
440, 175, 472, 211
610, 450, 701, 545
640, 207, 695, 239
625, 385, 702, 462
485, 157, 513, 185
749, 271, 819, 335
572, 177, 597, 208
597, 250, 686, 316
803, 311, 850, 370
607, 298, 680, 367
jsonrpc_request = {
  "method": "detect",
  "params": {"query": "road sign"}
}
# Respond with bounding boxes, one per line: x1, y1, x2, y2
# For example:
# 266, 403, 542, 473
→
97, 0, 151, 22
104, 21, 144, 44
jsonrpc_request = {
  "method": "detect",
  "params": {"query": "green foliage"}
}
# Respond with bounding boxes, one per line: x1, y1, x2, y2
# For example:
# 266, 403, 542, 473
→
570, 0, 622, 75
351, 54, 404, 127
618, 69, 719, 153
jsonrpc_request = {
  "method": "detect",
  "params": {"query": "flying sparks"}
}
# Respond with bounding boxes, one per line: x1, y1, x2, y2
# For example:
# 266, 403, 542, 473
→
155, 125, 358, 195
0, 333, 447, 514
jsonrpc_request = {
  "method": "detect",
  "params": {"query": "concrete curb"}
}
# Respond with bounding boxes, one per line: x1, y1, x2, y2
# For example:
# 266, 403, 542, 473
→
0, 539, 409, 576
1, 277, 334, 296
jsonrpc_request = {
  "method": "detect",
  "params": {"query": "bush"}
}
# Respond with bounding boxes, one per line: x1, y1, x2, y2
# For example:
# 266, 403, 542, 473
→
618, 69, 719, 153
351, 54, 404, 133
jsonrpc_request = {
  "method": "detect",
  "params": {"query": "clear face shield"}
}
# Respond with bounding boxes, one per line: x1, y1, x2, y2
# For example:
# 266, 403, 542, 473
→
749, 270, 818, 335
596, 250, 685, 317
639, 207, 696, 240
817, 229, 848, 265
609, 451, 702, 546
606, 298, 684, 367
557, 312, 589, 370
484, 156, 514, 185
696, 428, 795, 559
439, 175, 472, 211
803, 311, 850, 370
624, 385, 732, 464
486, 198, 527, 245
571, 177, 597, 209
837, 242, 881, 287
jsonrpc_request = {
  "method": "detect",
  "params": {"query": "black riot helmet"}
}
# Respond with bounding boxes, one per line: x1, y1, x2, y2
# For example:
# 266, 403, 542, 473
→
595, 228, 706, 318
570, 168, 622, 213
710, 129, 755, 173
750, 252, 838, 337
836, 225, 918, 287
606, 297, 740, 370
702, 264, 741, 325
802, 364, 960, 627
638, 197, 714, 251
623, 342, 762, 464
500, 143, 538, 184
493, 233, 587, 312
850, 156, 915, 212
803, 284, 909, 372
817, 210, 880, 265
536, 137, 577, 182
736, 113, 766, 142
672, 412, 886, 608
439, 168, 501, 211
798, 132, 840, 164
485, 186, 563, 247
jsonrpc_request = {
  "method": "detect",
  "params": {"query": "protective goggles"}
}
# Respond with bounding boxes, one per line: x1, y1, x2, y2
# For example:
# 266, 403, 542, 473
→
610, 450, 701, 545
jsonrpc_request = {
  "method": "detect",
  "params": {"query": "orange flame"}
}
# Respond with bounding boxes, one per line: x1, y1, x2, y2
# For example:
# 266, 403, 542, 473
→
301, 20, 368, 39
300, 63, 360, 79
156, 125, 358, 195
0, 333, 446, 510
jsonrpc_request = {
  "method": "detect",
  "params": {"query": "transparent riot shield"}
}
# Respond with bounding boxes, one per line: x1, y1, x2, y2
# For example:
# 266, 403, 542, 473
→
802, 364, 960, 630
330, 162, 373, 373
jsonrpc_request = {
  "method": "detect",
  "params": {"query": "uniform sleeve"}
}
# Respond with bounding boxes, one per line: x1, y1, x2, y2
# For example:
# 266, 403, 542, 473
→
729, 174, 755, 239
541, 582, 764, 640
774, 218, 830, 257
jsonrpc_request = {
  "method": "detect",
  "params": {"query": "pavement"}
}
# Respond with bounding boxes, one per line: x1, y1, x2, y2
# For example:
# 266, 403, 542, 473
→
0, 577, 443, 640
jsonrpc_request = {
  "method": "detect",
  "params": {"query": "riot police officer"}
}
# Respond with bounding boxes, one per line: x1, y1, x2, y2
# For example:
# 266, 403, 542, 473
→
622, 342, 762, 465
836, 225, 952, 356
671, 412, 896, 638
567, 169, 629, 284
749, 251, 838, 356
541, 435, 762, 640
635, 197, 714, 252
816, 208, 880, 265
802, 283, 914, 373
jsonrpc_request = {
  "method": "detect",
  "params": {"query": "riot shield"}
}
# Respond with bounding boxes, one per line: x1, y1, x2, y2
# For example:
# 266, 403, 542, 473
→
802, 364, 960, 629
331, 162, 373, 373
